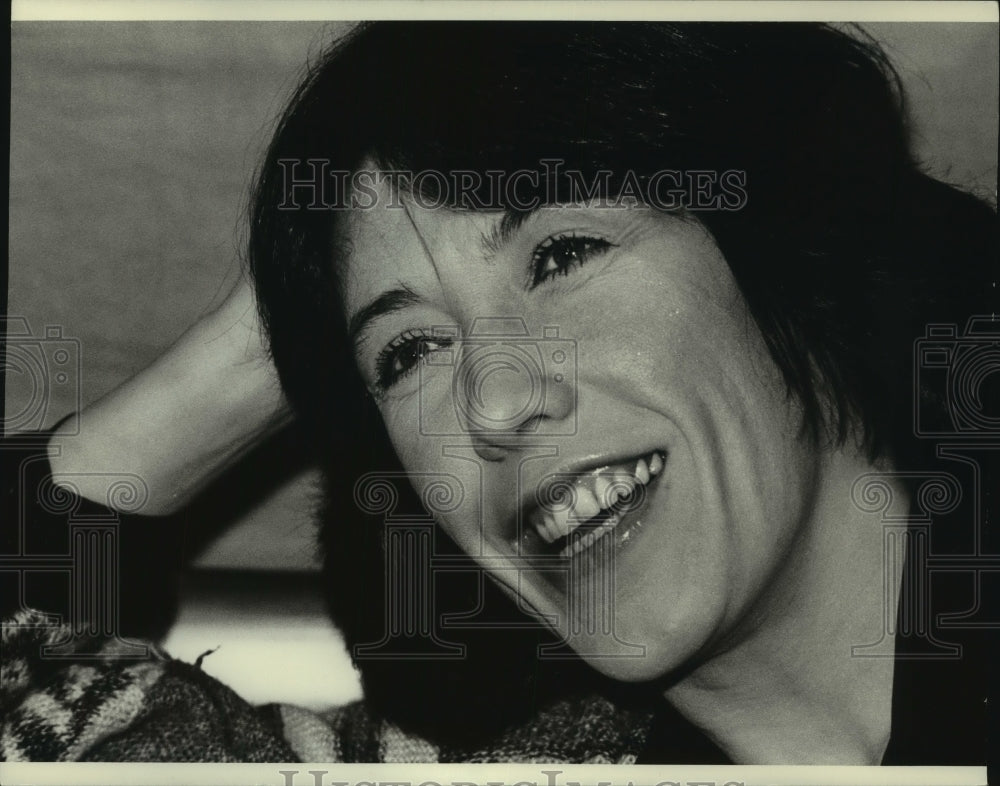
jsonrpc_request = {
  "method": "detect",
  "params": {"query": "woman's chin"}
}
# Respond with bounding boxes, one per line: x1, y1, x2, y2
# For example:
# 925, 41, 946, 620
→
552, 603, 716, 685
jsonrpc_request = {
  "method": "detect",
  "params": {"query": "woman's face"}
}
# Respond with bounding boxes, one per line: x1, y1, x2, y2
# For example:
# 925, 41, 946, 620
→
338, 177, 825, 682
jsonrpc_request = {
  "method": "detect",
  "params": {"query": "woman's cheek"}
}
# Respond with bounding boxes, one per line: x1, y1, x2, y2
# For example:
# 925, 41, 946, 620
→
381, 405, 487, 543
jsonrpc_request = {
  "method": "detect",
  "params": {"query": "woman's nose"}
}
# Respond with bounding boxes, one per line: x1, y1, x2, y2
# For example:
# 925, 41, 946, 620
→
451, 336, 577, 460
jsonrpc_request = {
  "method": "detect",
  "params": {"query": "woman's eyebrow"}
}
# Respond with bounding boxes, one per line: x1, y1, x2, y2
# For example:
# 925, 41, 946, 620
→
480, 207, 541, 260
348, 285, 422, 349
350, 208, 541, 349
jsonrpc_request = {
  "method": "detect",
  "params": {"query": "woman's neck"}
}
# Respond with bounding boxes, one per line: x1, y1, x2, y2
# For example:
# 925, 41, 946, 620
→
663, 449, 907, 764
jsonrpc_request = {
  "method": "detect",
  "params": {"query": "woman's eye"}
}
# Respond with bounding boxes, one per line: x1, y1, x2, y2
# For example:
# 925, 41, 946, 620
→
530, 233, 615, 287
374, 330, 453, 395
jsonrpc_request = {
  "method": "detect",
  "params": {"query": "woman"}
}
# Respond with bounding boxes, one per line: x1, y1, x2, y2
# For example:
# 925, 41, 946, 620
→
3, 22, 995, 765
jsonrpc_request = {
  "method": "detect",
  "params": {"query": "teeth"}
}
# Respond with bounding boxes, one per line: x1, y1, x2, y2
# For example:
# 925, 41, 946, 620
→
560, 516, 618, 558
591, 469, 641, 513
593, 474, 613, 508
548, 505, 571, 539
537, 513, 560, 544
610, 471, 635, 506
572, 486, 601, 522
546, 514, 563, 543
532, 450, 665, 546
548, 486, 600, 540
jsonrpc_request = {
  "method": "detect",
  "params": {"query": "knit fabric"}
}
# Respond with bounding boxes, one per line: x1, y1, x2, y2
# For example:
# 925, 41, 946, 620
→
1, 608, 653, 763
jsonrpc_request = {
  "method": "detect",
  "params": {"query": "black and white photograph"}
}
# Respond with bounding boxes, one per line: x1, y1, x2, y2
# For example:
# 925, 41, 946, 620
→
2, 2, 997, 784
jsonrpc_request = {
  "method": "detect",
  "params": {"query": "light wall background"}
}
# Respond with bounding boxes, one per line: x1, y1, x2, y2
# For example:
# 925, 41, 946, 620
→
7, 22, 998, 572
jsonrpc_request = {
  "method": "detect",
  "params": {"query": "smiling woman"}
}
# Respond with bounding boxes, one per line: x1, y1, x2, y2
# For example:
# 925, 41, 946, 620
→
3, 19, 997, 767
341, 191, 841, 687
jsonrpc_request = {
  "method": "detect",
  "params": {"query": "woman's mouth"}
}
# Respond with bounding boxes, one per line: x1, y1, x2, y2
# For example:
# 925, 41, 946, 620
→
517, 449, 666, 561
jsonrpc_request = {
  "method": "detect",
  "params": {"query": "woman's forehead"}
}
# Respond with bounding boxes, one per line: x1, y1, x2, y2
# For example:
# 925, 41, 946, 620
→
335, 183, 498, 316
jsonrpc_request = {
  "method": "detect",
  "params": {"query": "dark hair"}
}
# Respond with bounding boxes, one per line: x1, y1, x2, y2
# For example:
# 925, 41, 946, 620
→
247, 22, 997, 745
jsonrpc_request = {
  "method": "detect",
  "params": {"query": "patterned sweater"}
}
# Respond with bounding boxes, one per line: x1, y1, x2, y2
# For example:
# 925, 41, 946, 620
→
1, 606, 657, 762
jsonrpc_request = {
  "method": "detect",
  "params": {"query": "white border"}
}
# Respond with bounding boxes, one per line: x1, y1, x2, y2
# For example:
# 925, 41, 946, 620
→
5, 4, 995, 786
0, 763, 990, 786
9, 0, 1000, 23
